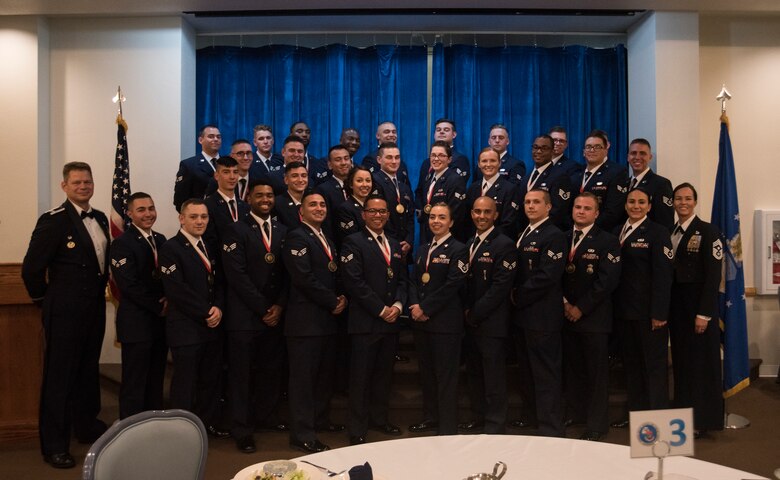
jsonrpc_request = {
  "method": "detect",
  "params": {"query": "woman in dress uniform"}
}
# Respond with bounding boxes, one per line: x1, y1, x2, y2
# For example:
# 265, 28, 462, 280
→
336, 166, 374, 244
408, 203, 469, 435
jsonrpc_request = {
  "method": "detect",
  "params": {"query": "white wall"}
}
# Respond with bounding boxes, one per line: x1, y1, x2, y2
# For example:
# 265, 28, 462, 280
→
699, 14, 780, 376
48, 16, 195, 362
0, 17, 49, 262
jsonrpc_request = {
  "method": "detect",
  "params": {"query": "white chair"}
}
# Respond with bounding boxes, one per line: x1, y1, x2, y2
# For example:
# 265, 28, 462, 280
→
82, 409, 208, 480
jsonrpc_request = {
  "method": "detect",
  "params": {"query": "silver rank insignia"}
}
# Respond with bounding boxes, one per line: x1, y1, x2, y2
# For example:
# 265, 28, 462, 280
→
457, 259, 469, 273
340, 253, 354, 263
616, 185, 627, 193
290, 248, 307, 257
161, 264, 176, 275
503, 260, 517, 270
454, 192, 466, 200
510, 201, 519, 210
607, 253, 620, 264
559, 189, 570, 201
547, 250, 563, 260
111, 258, 127, 268
712, 239, 723, 260
175, 175, 183, 183
663, 196, 673, 207
340, 220, 354, 229
664, 246, 674, 259
223, 243, 237, 252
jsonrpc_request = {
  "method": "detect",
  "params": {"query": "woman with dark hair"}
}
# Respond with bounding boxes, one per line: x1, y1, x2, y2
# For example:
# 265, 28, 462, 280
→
335, 166, 374, 244
669, 182, 724, 438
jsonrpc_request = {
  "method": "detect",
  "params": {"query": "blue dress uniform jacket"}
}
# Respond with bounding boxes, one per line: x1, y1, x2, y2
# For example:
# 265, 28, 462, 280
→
613, 220, 674, 322
21, 201, 110, 455
415, 168, 468, 244
110, 226, 166, 342
669, 216, 724, 430
282, 226, 341, 336
221, 216, 288, 331
562, 226, 622, 333
335, 197, 366, 245
203, 192, 250, 246
159, 232, 224, 347
252, 152, 286, 196
372, 171, 415, 247
623, 170, 675, 229
410, 239, 469, 334
361, 149, 411, 185
472, 152, 526, 186
465, 176, 521, 239
315, 176, 349, 237
204, 162, 270, 199
552, 155, 581, 176
110, 225, 167, 419
571, 162, 629, 232
465, 229, 518, 336
341, 230, 408, 334
173, 153, 216, 212
513, 220, 567, 332
273, 192, 302, 229
516, 164, 574, 232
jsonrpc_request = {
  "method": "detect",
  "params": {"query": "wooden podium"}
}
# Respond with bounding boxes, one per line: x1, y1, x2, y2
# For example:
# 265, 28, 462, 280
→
0, 264, 43, 441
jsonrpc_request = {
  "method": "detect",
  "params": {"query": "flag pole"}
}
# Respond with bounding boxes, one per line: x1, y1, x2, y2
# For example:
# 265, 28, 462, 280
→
714, 84, 751, 430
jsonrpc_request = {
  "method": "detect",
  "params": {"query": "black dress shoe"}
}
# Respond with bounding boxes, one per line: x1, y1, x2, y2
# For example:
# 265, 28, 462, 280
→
394, 354, 410, 363
315, 423, 345, 433
408, 420, 438, 433
508, 419, 538, 429
258, 422, 289, 432
349, 435, 366, 445
610, 418, 630, 429
289, 438, 330, 453
206, 425, 230, 438
458, 420, 485, 432
369, 423, 402, 436
579, 430, 604, 441
43, 452, 76, 469
236, 436, 256, 454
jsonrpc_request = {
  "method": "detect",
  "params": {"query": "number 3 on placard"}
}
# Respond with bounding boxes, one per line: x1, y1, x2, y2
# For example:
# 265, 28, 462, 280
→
669, 418, 686, 447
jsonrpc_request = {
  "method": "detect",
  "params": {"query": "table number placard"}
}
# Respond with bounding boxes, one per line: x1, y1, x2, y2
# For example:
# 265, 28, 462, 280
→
629, 408, 694, 458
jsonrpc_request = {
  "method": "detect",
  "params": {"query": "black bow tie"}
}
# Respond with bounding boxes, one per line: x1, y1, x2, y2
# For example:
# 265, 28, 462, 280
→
80, 210, 95, 219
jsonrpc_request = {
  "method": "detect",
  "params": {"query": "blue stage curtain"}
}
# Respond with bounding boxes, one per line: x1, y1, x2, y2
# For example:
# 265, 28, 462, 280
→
196, 44, 428, 175
431, 44, 628, 176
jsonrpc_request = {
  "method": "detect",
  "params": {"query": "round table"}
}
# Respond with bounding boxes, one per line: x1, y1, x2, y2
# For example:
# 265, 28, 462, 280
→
233, 435, 768, 480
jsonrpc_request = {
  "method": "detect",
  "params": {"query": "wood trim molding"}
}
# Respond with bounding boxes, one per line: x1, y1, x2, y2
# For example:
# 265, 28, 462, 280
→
0, 264, 32, 306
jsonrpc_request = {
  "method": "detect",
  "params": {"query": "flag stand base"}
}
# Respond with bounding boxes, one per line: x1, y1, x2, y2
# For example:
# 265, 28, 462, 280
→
724, 412, 750, 429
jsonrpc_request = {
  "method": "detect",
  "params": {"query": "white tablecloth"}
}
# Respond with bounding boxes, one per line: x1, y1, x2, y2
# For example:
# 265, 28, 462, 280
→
236, 435, 768, 480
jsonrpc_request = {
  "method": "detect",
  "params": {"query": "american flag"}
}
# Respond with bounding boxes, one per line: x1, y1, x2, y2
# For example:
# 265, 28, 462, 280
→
109, 116, 131, 301
110, 116, 131, 238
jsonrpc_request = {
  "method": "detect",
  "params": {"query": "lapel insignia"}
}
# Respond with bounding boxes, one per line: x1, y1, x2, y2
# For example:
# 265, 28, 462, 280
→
161, 264, 176, 275
457, 259, 469, 273
664, 246, 674, 259
222, 242, 237, 252
712, 239, 723, 260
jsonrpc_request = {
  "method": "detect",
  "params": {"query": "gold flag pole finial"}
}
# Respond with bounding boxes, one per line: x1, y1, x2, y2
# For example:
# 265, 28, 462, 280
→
112, 86, 128, 131
716, 83, 732, 126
